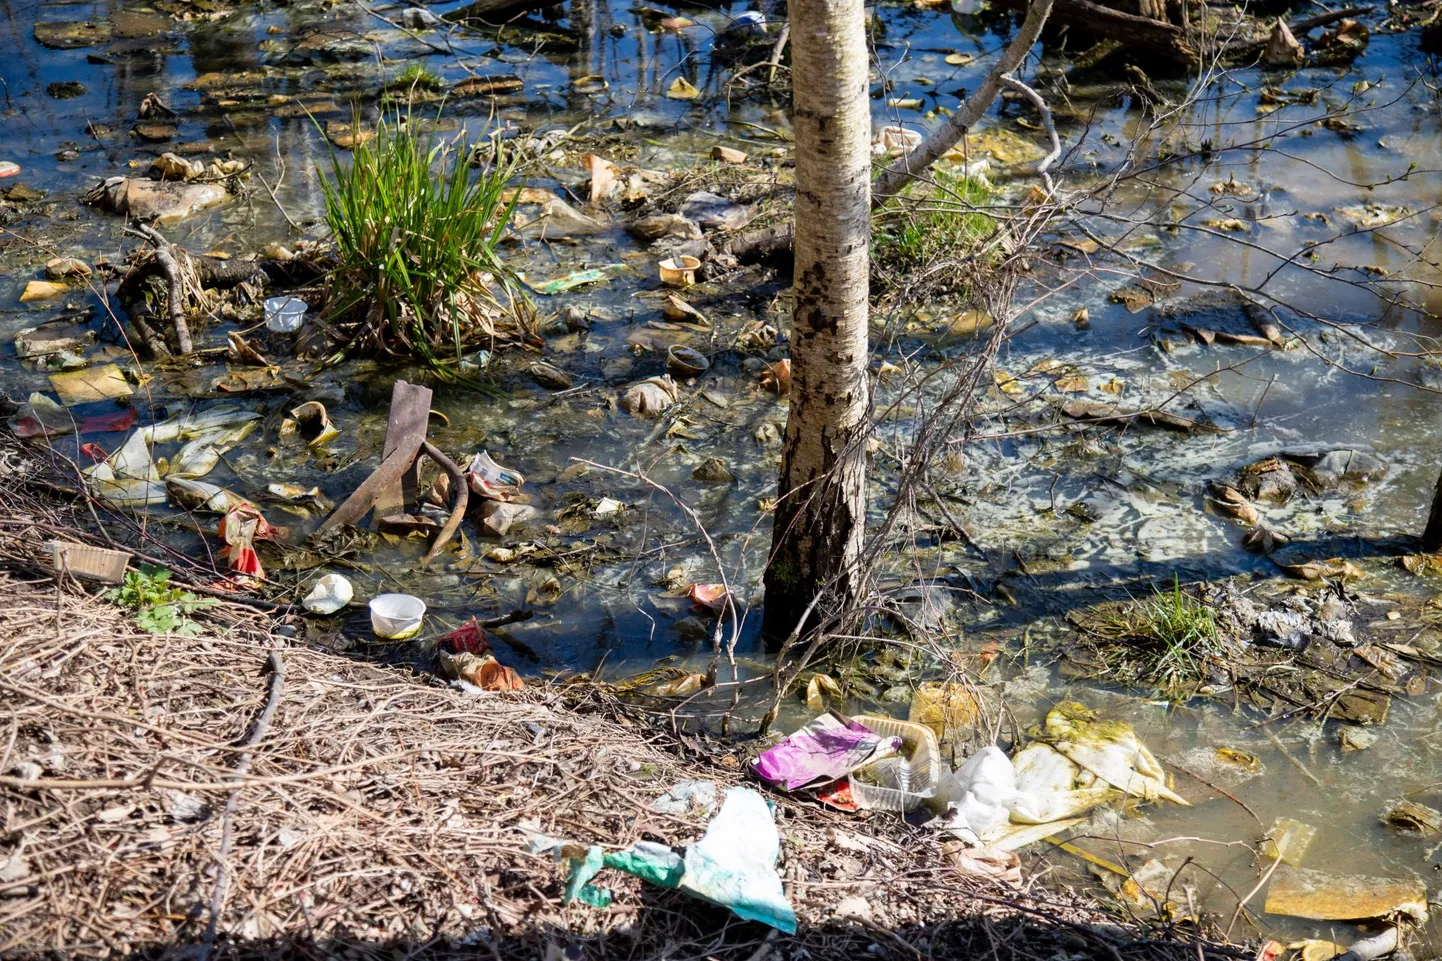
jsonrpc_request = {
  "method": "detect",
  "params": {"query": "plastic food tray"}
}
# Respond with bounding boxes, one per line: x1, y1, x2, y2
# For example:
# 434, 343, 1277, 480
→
50, 540, 130, 583
850, 714, 941, 813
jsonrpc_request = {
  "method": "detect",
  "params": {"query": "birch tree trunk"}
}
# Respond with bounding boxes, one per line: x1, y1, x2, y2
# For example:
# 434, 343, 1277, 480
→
762, 0, 872, 642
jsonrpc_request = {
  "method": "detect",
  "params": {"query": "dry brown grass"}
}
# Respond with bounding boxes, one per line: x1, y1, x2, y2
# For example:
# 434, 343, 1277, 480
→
0, 439, 1243, 961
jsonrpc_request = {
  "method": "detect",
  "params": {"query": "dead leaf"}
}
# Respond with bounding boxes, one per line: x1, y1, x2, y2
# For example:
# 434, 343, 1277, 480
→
994, 371, 1023, 396
1054, 374, 1088, 393
805, 672, 842, 711
586, 154, 621, 204
1281, 558, 1366, 583
666, 77, 700, 100
652, 672, 707, 697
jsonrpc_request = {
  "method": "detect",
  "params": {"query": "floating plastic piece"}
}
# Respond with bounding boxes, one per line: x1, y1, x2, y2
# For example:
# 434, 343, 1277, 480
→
218, 504, 268, 580
369, 593, 425, 639
658, 255, 700, 287
666, 77, 700, 100
140, 405, 260, 444
1038, 702, 1188, 805
465, 451, 524, 501
0, 161, 19, 178
751, 713, 900, 792
651, 780, 719, 816
1264, 865, 1428, 923
263, 296, 306, 332
9, 392, 74, 438
165, 478, 259, 515
50, 540, 130, 583
303, 574, 353, 615
620, 375, 680, 416
524, 265, 625, 295
1262, 817, 1317, 865
288, 401, 339, 447
557, 787, 796, 932
50, 364, 132, 406
667, 345, 710, 378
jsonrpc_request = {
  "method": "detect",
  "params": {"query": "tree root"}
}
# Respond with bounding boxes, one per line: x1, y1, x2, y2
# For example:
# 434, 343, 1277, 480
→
115, 226, 328, 358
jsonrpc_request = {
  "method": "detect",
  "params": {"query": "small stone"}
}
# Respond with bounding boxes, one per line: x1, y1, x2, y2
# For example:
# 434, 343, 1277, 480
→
1340, 726, 1378, 752
133, 123, 178, 142
710, 145, 748, 164
609, 22, 627, 35
45, 257, 91, 279
479, 501, 537, 537
5, 183, 44, 202
20, 280, 68, 303
692, 457, 736, 483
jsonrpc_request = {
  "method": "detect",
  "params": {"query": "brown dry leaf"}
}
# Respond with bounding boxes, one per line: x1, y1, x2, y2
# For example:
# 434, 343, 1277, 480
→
1353, 644, 1407, 681
501, 186, 556, 205
1281, 558, 1366, 583
226, 332, 271, 367
1241, 527, 1287, 553
1099, 377, 1124, 394
760, 359, 791, 395
804, 672, 843, 711
1202, 217, 1251, 232
1400, 553, 1442, 576
1025, 358, 1065, 377
687, 583, 731, 613
1054, 374, 1088, 393
942, 841, 1022, 884
1208, 485, 1260, 526
1059, 238, 1100, 255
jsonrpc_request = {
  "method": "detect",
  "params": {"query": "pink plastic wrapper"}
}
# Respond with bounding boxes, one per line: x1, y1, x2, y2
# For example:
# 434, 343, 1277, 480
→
751, 714, 901, 792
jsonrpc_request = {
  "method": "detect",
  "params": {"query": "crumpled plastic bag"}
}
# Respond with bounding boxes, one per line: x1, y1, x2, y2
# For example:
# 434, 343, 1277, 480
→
546, 786, 797, 933
751, 713, 900, 792
680, 787, 796, 932
1036, 702, 1188, 805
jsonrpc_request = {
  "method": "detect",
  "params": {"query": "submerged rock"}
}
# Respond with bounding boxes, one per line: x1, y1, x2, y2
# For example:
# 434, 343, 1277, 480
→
33, 21, 112, 48
88, 177, 226, 225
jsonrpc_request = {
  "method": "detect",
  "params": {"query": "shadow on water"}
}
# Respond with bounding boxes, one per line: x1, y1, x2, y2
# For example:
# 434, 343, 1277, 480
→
976, 532, 1424, 630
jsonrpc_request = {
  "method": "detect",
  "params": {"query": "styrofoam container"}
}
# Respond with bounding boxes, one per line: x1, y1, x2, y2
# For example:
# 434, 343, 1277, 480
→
50, 540, 130, 583
368, 593, 425, 639
850, 714, 941, 813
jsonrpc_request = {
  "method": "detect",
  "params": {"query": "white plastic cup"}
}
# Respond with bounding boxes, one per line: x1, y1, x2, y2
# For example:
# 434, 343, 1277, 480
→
368, 593, 426, 639
264, 296, 307, 333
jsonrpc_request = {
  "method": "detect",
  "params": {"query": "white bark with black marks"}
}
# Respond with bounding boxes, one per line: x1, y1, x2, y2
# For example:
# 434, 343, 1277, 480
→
763, 0, 871, 641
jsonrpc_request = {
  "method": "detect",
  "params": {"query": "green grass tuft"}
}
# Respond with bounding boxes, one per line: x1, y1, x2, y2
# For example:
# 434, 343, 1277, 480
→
319, 112, 531, 377
873, 168, 996, 272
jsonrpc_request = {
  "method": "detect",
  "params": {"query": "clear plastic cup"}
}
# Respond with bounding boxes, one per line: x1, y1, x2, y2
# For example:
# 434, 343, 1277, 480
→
850, 715, 940, 813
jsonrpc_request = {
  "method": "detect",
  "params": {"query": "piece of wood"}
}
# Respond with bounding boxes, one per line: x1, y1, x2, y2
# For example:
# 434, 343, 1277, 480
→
1043, 0, 1198, 68
317, 440, 426, 535
419, 441, 468, 567
374, 381, 433, 519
